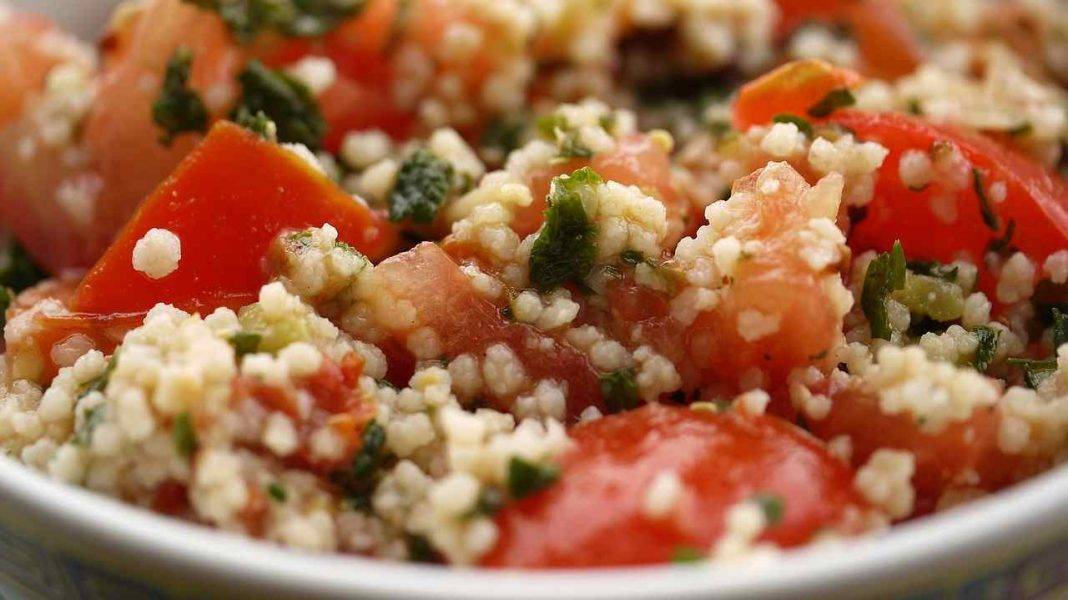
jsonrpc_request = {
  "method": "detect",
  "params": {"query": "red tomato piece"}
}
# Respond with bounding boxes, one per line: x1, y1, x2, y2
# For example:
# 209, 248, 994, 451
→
831, 110, 1068, 296
70, 121, 399, 315
733, 59, 864, 132
805, 375, 1049, 516
482, 404, 870, 567
373, 242, 604, 417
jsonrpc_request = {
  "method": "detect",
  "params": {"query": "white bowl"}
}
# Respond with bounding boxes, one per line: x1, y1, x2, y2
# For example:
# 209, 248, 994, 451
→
1, 2, 1066, 597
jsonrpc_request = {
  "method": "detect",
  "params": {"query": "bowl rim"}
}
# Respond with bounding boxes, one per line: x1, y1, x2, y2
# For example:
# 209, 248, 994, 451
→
0, 452, 1065, 599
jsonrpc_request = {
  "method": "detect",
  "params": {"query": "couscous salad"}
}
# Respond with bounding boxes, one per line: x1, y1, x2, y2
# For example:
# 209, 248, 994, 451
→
0, 0, 1066, 568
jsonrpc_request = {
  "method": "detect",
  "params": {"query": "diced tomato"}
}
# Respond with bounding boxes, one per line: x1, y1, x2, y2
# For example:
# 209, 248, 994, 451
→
0, 10, 88, 128
804, 375, 1049, 516
70, 121, 399, 315
482, 404, 870, 567
733, 59, 864, 132
374, 243, 604, 417
319, 77, 416, 151
773, 1, 921, 80
233, 351, 375, 473
605, 164, 845, 394
830, 110, 1068, 298
515, 135, 690, 242
3, 278, 138, 383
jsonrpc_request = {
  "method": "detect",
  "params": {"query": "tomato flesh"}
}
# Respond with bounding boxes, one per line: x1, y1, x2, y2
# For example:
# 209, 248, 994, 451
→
483, 404, 869, 567
71, 121, 399, 315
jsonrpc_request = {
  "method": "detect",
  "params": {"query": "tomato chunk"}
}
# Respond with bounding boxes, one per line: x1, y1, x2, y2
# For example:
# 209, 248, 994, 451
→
373, 243, 604, 417
733, 59, 863, 132
831, 110, 1068, 297
482, 404, 870, 567
71, 121, 399, 315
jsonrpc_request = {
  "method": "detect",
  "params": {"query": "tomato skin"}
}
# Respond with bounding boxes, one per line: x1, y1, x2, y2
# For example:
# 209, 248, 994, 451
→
733, 59, 864, 132
831, 110, 1068, 297
805, 376, 1048, 516
772, 1, 921, 80
70, 121, 399, 315
374, 243, 604, 417
482, 404, 869, 568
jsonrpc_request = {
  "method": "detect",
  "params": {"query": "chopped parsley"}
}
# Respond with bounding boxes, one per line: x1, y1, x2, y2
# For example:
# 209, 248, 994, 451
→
267, 482, 288, 502
536, 114, 593, 160
332, 421, 392, 508
861, 241, 907, 340
153, 48, 209, 146
0, 240, 48, 292
1009, 308, 1067, 388
986, 219, 1017, 256
1008, 358, 1058, 389
771, 113, 813, 137
387, 149, 454, 223
173, 412, 198, 458
405, 533, 439, 563
971, 326, 1000, 373
467, 487, 505, 518
0, 287, 11, 330
599, 368, 640, 414
79, 355, 117, 399
528, 168, 600, 292
905, 260, 958, 283
752, 493, 785, 525
184, 0, 367, 40
619, 250, 644, 267
671, 546, 706, 564
229, 331, 262, 359
233, 60, 326, 149
234, 106, 278, 141
906, 98, 924, 116
1007, 122, 1033, 137
480, 115, 526, 159
807, 88, 856, 118
506, 457, 560, 499
971, 168, 1000, 231
74, 405, 107, 447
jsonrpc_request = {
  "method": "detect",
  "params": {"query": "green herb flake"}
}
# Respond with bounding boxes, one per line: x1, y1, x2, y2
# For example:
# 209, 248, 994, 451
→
861, 241, 907, 340
229, 331, 262, 359
807, 88, 856, 118
267, 482, 288, 503
671, 546, 706, 564
0, 240, 48, 292
234, 106, 278, 141
1052, 308, 1068, 350
332, 421, 392, 507
0, 287, 11, 331
771, 113, 813, 137
387, 149, 454, 223
74, 405, 107, 447
507, 457, 560, 499
1007, 122, 1033, 137
467, 487, 505, 518
971, 168, 1000, 232
599, 368, 640, 414
173, 412, 198, 458
233, 60, 326, 149
752, 493, 785, 525
406, 534, 438, 563
528, 167, 601, 292
619, 249, 644, 267
906, 260, 958, 283
184, 0, 367, 40
906, 98, 924, 116
152, 48, 209, 146
1008, 358, 1058, 389
986, 219, 1017, 256
481, 115, 526, 159
972, 326, 1000, 373
79, 355, 117, 399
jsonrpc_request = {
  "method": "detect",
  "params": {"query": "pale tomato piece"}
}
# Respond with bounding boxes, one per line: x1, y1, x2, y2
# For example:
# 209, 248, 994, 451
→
733, 59, 864, 132
0, 9, 90, 128
515, 135, 691, 244
483, 404, 870, 568
608, 164, 847, 393
373, 242, 604, 417
805, 375, 1049, 516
